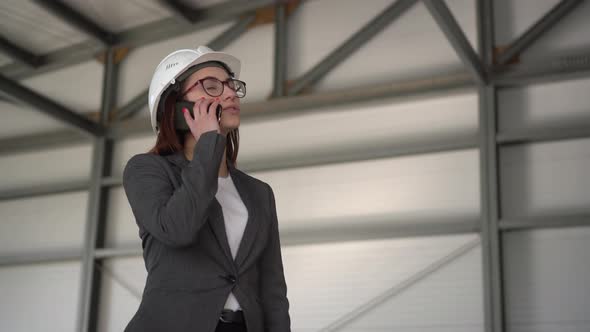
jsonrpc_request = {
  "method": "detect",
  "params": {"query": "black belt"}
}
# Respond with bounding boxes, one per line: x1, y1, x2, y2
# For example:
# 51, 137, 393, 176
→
220, 309, 245, 325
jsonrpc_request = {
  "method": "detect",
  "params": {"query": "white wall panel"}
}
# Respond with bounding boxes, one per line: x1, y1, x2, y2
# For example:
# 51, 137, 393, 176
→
498, 77, 590, 132
289, 0, 477, 92
501, 138, 590, 218
21, 60, 104, 114
105, 187, 142, 249
61, 0, 172, 32
0, 191, 87, 254
98, 257, 146, 332
222, 24, 274, 102
112, 134, 154, 177
0, 0, 86, 53
504, 227, 590, 332
0, 262, 80, 332
252, 148, 480, 230
0, 143, 92, 189
495, 0, 590, 61
239, 91, 478, 166
347, 242, 483, 332
283, 234, 482, 331
0, 101, 70, 138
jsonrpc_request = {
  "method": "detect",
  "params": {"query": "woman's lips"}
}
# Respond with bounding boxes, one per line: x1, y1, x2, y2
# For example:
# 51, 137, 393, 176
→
223, 107, 240, 114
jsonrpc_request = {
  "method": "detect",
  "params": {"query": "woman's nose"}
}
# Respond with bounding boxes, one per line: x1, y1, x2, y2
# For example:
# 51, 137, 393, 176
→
223, 84, 238, 100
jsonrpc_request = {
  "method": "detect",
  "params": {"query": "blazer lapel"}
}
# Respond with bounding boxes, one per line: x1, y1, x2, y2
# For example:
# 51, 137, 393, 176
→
229, 165, 260, 269
207, 198, 236, 265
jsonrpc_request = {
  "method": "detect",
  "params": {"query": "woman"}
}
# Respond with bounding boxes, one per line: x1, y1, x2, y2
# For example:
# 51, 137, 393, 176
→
122, 46, 291, 332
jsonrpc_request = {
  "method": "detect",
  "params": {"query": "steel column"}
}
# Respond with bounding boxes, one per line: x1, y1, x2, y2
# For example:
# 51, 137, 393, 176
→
477, 0, 505, 331
272, 3, 288, 98
76, 48, 118, 332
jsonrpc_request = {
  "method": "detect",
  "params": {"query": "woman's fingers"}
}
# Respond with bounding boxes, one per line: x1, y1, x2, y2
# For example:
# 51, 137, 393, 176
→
184, 97, 221, 140
208, 98, 220, 120
198, 97, 210, 116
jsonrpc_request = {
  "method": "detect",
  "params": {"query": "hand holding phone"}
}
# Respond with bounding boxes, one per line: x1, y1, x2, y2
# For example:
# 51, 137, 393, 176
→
175, 100, 222, 131
176, 98, 222, 140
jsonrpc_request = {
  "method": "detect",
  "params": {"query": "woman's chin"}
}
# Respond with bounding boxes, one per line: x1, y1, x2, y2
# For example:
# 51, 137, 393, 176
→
221, 119, 240, 132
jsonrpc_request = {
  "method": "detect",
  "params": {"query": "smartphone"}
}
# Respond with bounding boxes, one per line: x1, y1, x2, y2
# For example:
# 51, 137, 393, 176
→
174, 100, 222, 131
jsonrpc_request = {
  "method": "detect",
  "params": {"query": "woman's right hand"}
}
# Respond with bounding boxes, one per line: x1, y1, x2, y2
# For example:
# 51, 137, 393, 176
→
182, 97, 221, 142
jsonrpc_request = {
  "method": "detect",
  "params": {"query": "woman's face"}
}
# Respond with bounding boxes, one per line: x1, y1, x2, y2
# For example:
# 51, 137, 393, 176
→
180, 66, 241, 133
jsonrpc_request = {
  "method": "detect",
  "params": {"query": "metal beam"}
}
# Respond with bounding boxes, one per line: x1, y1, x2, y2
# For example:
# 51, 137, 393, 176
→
496, 0, 584, 65
492, 50, 590, 86
0, 130, 89, 156
0, 35, 44, 68
1, 0, 284, 80
0, 250, 82, 267
0, 73, 105, 137
0, 180, 88, 202
500, 214, 590, 231
424, 0, 487, 85
32, 0, 117, 46
208, 15, 256, 51
497, 125, 590, 145
111, 90, 148, 121
287, 0, 418, 96
282, 220, 479, 247
272, 3, 288, 97
94, 246, 142, 259
478, 85, 505, 332
112, 15, 255, 121
77, 49, 117, 332
477, 0, 505, 331
319, 238, 481, 331
109, 72, 474, 138
158, 0, 197, 24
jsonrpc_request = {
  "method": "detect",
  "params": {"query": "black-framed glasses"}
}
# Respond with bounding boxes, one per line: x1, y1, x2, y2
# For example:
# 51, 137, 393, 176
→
180, 76, 246, 98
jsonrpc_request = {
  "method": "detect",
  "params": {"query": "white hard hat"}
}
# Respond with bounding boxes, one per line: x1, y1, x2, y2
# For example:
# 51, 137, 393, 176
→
147, 45, 241, 134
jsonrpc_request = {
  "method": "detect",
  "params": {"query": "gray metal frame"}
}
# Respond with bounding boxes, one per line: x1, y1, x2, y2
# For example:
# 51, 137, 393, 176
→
1, 0, 590, 331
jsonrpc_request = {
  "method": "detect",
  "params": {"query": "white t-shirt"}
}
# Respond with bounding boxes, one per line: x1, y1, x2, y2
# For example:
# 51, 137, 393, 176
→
215, 173, 248, 311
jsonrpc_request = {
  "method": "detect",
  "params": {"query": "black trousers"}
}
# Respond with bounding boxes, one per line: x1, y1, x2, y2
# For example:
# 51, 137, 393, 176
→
215, 321, 247, 332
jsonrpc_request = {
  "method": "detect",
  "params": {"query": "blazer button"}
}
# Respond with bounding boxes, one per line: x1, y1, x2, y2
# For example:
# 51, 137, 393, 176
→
222, 274, 237, 284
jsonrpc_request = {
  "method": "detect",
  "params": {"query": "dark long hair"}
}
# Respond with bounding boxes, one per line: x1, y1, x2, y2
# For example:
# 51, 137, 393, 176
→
148, 89, 239, 168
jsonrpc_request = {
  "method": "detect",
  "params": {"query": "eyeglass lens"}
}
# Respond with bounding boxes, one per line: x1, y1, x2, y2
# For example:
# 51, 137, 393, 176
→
202, 78, 246, 98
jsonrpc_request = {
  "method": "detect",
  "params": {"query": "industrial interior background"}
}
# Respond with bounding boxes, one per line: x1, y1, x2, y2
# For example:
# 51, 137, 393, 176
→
0, 0, 589, 331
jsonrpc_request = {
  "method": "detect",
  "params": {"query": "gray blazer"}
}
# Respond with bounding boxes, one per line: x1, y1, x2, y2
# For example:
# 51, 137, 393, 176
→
122, 130, 291, 332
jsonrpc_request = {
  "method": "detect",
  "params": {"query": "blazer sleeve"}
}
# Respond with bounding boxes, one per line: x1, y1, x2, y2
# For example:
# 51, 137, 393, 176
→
122, 130, 226, 248
259, 183, 291, 332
